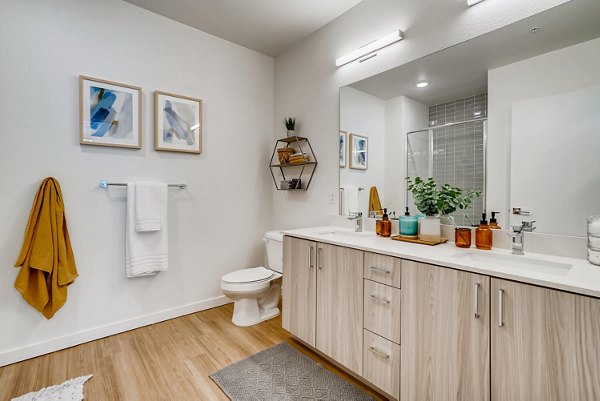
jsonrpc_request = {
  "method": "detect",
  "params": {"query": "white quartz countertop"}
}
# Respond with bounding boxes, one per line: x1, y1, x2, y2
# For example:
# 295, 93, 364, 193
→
282, 226, 600, 298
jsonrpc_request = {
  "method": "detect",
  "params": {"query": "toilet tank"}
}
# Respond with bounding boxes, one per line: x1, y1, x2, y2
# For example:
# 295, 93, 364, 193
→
264, 230, 284, 273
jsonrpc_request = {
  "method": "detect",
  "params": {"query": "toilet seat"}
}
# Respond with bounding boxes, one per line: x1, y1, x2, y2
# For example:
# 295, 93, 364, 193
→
221, 267, 278, 293
222, 267, 274, 284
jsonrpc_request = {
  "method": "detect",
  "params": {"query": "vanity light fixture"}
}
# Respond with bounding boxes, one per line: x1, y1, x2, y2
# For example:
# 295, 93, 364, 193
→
416, 81, 429, 88
467, 0, 486, 6
335, 30, 404, 67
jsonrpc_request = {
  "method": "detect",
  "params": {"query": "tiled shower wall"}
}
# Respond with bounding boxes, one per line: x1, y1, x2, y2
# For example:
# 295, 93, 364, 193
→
429, 94, 487, 226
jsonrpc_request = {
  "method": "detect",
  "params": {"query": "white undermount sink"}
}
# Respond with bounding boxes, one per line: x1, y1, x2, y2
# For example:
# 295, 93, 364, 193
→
452, 250, 573, 276
313, 229, 373, 239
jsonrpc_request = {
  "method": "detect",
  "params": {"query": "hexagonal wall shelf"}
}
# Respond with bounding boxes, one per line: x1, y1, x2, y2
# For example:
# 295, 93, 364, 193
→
269, 136, 318, 190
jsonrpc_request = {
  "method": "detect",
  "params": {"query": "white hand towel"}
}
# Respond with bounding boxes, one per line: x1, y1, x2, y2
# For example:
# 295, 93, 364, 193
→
345, 186, 359, 215
134, 182, 163, 232
126, 183, 168, 277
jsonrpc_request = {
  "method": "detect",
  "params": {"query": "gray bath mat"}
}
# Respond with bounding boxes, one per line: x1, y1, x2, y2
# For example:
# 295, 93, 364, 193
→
210, 342, 375, 401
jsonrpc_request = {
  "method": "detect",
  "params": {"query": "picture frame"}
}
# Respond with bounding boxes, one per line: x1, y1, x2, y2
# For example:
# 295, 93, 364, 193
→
79, 75, 142, 149
154, 91, 202, 154
349, 133, 368, 170
339, 131, 347, 167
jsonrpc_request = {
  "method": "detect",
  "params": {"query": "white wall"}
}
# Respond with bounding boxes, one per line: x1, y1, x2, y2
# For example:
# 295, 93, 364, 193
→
272, 0, 569, 229
339, 87, 386, 217
0, 0, 274, 365
487, 37, 600, 232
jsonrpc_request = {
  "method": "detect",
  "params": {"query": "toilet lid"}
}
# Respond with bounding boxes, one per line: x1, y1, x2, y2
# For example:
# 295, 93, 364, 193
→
222, 267, 274, 284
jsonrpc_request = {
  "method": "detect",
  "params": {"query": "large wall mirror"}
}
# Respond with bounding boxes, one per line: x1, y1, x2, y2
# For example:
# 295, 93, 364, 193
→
339, 0, 600, 237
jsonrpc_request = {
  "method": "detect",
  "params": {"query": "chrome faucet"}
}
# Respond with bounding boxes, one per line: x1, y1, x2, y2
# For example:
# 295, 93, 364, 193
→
348, 212, 363, 232
508, 221, 536, 255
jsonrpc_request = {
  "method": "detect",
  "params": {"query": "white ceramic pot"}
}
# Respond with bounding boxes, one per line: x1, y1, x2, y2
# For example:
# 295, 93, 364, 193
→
419, 216, 441, 242
287, 130, 296, 137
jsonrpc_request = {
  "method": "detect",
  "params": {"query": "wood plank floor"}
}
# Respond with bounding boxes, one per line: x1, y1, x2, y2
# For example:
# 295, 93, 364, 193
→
0, 304, 387, 400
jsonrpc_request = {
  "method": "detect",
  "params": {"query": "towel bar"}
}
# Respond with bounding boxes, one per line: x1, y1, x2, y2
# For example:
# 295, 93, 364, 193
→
100, 180, 186, 190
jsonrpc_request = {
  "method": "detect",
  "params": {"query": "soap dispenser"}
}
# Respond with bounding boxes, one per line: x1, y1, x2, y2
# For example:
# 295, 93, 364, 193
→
475, 212, 493, 250
489, 211, 501, 229
399, 207, 418, 238
380, 208, 392, 237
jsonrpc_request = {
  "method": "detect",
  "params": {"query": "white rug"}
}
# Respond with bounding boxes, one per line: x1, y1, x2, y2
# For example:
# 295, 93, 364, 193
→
12, 375, 93, 401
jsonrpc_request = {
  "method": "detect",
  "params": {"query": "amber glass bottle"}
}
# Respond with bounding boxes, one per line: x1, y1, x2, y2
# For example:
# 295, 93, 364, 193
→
489, 211, 501, 230
475, 213, 493, 250
380, 208, 392, 237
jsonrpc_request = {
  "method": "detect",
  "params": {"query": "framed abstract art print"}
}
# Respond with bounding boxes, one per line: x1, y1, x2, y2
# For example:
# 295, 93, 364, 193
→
154, 91, 202, 154
79, 75, 142, 149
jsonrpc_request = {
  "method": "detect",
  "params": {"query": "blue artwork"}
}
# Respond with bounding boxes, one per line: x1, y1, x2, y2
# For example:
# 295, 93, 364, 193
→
339, 131, 347, 167
350, 134, 368, 170
356, 139, 366, 164
163, 100, 195, 146
89, 86, 133, 138
155, 92, 202, 153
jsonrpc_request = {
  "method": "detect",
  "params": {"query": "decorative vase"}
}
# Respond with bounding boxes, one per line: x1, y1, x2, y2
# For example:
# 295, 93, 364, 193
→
419, 216, 441, 242
287, 130, 296, 137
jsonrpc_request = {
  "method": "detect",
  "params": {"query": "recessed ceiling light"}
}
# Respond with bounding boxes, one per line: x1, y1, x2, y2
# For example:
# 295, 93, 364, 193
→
416, 81, 429, 88
467, 0, 486, 6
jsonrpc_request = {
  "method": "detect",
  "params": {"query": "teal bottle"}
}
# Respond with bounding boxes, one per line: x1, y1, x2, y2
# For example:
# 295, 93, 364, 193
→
399, 207, 418, 237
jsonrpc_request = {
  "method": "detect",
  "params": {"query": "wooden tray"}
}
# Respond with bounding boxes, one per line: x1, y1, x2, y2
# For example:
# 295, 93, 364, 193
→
391, 235, 448, 246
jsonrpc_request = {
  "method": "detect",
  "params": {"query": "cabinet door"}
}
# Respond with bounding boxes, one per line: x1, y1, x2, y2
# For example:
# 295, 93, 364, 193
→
282, 236, 317, 347
491, 279, 600, 401
401, 261, 490, 401
316, 243, 364, 374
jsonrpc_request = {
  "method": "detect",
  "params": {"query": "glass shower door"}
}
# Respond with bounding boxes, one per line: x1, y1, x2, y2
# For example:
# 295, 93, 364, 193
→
406, 120, 486, 226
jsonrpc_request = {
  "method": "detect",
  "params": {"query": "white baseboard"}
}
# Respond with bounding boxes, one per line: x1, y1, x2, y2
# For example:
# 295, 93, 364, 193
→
0, 295, 231, 367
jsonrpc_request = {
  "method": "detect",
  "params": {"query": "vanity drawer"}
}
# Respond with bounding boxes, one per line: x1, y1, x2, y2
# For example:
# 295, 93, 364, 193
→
364, 252, 401, 288
364, 280, 401, 343
363, 329, 400, 400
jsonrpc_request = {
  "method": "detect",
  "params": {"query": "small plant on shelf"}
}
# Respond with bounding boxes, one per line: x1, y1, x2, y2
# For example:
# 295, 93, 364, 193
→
283, 117, 296, 137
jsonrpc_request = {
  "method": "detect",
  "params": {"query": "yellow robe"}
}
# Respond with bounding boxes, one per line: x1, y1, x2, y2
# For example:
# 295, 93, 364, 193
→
14, 177, 78, 319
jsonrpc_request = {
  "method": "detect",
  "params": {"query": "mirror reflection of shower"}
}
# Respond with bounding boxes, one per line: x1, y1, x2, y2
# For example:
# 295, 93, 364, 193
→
406, 94, 487, 226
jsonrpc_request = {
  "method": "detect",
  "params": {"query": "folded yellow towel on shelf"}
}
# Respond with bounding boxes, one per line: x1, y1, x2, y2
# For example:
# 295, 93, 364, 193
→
288, 153, 309, 163
14, 177, 78, 319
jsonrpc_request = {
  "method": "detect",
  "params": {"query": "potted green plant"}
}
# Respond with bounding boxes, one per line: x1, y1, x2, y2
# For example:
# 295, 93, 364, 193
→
406, 177, 481, 241
284, 117, 296, 137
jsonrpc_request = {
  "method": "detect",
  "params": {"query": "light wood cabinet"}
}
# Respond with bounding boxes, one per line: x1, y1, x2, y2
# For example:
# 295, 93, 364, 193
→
363, 329, 400, 399
364, 279, 401, 344
284, 236, 600, 401
491, 279, 600, 401
282, 236, 317, 347
401, 260, 490, 401
316, 243, 364, 374
364, 252, 402, 288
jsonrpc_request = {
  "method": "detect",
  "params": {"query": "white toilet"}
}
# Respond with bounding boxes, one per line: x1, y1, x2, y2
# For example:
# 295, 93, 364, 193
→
221, 230, 283, 327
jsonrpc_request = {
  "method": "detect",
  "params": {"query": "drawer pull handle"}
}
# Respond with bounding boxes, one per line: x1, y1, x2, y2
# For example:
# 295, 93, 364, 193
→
370, 294, 391, 304
317, 246, 323, 270
498, 289, 505, 327
309, 246, 314, 268
368, 346, 390, 359
370, 266, 391, 274
473, 283, 480, 319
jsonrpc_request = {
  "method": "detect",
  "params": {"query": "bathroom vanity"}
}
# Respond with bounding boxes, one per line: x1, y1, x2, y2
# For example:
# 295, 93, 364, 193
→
281, 227, 600, 401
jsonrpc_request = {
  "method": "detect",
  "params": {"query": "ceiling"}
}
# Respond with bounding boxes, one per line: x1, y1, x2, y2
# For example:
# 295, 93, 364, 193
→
123, 0, 363, 56
350, 0, 600, 105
